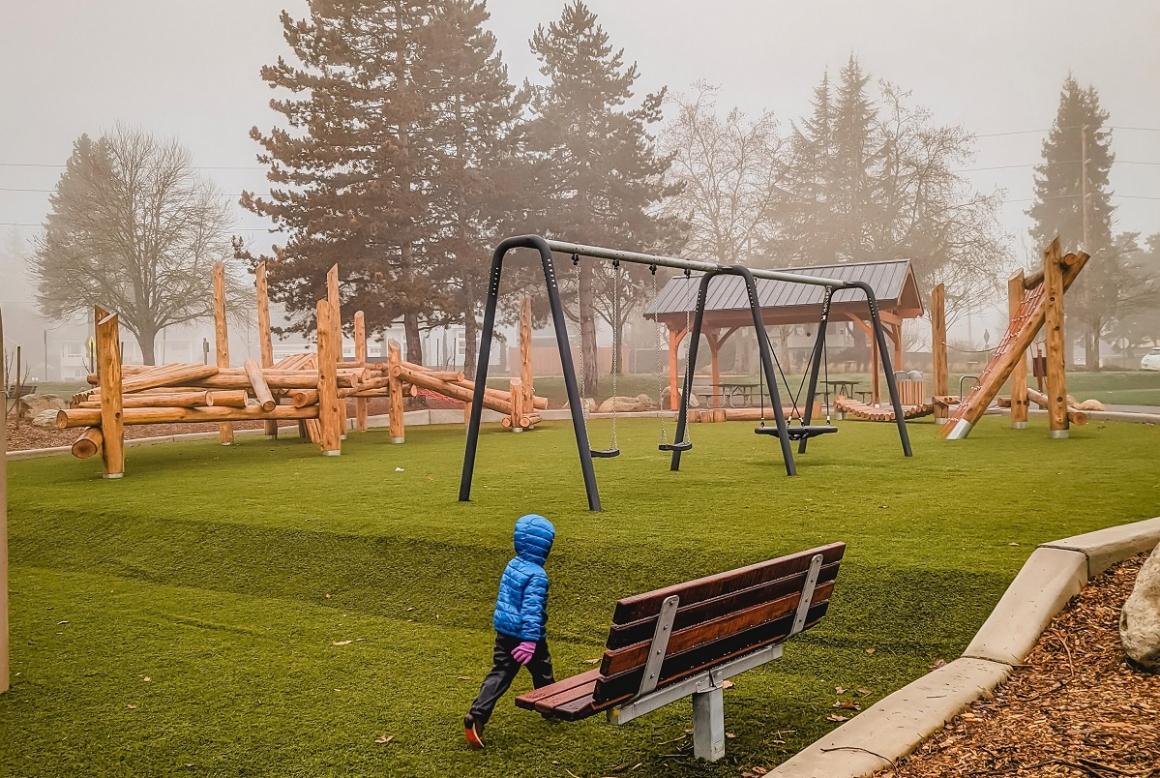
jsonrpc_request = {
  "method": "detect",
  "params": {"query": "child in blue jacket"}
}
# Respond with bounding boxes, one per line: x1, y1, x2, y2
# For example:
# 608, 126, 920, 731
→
464, 514, 556, 749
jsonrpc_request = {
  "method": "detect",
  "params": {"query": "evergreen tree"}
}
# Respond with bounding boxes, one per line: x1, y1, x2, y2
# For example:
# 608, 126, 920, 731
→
243, 1, 436, 362
777, 72, 837, 264
525, 0, 681, 389
419, 0, 528, 378
1028, 76, 1116, 368
830, 56, 880, 259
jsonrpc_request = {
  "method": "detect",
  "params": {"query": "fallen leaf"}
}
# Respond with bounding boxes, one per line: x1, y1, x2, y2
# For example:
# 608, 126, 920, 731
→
826, 713, 849, 722
56, 620, 70, 625
332, 640, 353, 646
127, 704, 138, 710
865, 647, 877, 655
834, 686, 847, 694
142, 676, 151, 683
374, 734, 394, 745
583, 657, 601, 664
929, 658, 947, 670
855, 688, 872, 697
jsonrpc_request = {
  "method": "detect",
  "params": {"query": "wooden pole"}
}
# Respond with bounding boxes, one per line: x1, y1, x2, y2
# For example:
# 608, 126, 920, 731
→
1008, 272, 1030, 429
890, 323, 904, 371
1042, 240, 1069, 438
667, 326, 682, 411
256, 261, 278, 439
316, 299, 342, 455
388, 340, 405, 443
870, 326, 880, 405
70, 427, 103, 459
243, 359, 277, 412
931, 283, 948, 423
353, 311, 368, 432
510, 378, 524, 432
95, 306, 125, 478
1, 306, 9, 693
707, 330, 721, 408
519, 296, 535, 423
326, 265, 346, 439
213, 262, 233, 445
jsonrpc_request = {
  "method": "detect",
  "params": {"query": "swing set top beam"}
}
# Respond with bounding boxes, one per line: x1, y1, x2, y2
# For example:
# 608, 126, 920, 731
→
543, 238, 847, 289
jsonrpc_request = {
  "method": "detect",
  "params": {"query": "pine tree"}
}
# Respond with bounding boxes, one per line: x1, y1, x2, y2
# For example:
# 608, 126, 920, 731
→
418, 0, 528, 378
778, 72, 837, 264
243, 1, 436, 362
526, 0, 681, 390
830, 55, 880, 261
1028, 76, 1116, 368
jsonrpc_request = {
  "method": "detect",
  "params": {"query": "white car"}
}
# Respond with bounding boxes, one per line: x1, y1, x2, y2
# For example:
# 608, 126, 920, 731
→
1142, 347, 1160, 371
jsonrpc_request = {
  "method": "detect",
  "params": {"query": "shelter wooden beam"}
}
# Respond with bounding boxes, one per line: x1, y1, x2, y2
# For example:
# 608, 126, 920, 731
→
667, 325, 687, 411
706, 329, 722, 407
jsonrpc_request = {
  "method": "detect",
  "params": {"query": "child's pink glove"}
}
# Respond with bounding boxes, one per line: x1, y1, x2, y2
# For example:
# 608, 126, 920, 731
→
511, 640, 537, 665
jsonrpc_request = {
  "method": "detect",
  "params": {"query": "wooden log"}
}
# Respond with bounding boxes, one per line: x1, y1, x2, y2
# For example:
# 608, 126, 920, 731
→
398, 365, 514, 416
520, 295, 536, 415
178, 372, 355, 390
338, 376, 390, 399
71, 427, 103, 459
510, 378, 524, 432
1025, 386, 1089, 425
78, 391, 212, 409
256, 261, 278, 439
95, 307, 125, 478
53, 404, 321, 429
87, 363, 220, 393
931, 283, 948, 422
388, 340, 405, 443
353, 310, 368, 432
1008, 271, 1030, 429
213, 262, 233, 445
244, 359, 277, 412
453, 377, 548, 410
327, 263, 342, 360
205, 389, 249, 408
316, 298, 342, 455
290, 389, 320, 408
1042, 240, 1069, 438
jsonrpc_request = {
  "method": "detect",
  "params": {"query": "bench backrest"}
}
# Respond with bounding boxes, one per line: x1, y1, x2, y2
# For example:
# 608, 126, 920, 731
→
592, 542, 845, 704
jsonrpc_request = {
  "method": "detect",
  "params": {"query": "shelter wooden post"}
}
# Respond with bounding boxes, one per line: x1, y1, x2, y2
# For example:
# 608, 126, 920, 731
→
353, 311, 368, 432
387, 340, 405, 443
667, 326, 685, 411
315, 299, 342, 455
0, 306, 9, 693
95, 306, 125, 477
1042, 240, 1069, 438
519, 296, 535, 420
1007, 272, 1030, 429
256, 261, 278, 439
212, 262, 233, 445
931, 284, 948, 422
706, 330, 722, 407
889, 323, 903, 371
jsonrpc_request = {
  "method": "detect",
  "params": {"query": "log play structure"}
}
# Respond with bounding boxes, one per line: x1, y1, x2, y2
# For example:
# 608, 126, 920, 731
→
43, 263, 543, 478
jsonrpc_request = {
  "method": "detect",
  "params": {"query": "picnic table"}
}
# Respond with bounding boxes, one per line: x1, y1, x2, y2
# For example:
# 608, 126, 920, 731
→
693, 382, 762, 408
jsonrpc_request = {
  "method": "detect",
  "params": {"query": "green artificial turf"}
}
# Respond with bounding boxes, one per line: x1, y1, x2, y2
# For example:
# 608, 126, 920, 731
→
1, 415, 1158, 777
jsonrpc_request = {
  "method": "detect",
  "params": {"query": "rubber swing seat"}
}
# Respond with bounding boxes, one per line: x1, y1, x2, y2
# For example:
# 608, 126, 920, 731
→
754, 425, 837, 442
590, 448, 621, 458
657, 441, 693, 453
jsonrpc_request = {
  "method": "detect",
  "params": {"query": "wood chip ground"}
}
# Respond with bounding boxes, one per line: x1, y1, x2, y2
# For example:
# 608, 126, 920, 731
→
875, 554, 1158, 777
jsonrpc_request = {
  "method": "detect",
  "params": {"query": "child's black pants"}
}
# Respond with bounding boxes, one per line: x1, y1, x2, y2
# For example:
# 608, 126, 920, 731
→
468, 633, 555, 724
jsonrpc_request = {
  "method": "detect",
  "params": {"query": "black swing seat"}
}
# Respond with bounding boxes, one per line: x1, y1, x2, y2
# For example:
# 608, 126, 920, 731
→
657, 441, 693, 453
590, 448, 621, 459
754, 425, 838, 442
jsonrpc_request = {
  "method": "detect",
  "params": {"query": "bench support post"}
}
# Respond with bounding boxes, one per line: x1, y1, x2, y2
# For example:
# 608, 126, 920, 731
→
692, 686, 726, 762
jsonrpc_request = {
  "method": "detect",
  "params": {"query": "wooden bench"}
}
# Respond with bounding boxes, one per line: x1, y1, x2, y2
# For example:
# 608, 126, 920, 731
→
516, 542, 845, 762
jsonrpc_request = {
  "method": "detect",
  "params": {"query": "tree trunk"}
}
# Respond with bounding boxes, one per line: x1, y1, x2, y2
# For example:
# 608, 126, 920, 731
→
579, 264, 598, 396
137, 327, 157, 366
1089, 317, 1102, 371
462, 302, 478, 380
403, 312, 423, 367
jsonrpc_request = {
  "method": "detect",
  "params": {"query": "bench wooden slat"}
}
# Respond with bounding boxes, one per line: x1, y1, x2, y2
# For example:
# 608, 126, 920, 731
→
600, 580, 834, 677
606, 560, 840, 649
611, 543, 844, 624
513, 668, 603, 710
593, 602, 830, 703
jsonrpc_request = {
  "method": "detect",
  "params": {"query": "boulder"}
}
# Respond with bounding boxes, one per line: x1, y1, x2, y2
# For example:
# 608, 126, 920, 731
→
1121, 544, 1160, 671
1075, 398, 1105, 412
659, 386, 700, 408
563, 397, 597, 413
597, 394, 656, 413
17, 393, 67, 420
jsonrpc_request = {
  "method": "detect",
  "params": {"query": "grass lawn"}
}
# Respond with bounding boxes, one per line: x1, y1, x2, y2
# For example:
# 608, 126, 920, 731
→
1, 415, 1158, 777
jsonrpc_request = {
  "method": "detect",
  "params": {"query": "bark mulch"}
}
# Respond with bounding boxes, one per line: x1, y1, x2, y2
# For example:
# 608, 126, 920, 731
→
5, 417, 266, 451
876, 553, 1158, 778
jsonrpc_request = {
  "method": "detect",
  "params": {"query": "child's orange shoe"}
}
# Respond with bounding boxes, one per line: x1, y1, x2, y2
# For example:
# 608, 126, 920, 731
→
464, 715, 485, 749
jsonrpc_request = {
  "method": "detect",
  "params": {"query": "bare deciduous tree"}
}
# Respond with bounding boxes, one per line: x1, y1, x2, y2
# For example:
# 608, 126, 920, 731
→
33, 127, 243, 364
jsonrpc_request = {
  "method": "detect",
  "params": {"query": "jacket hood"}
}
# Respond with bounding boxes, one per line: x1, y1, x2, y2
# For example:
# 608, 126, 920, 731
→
513, 514, 555, 565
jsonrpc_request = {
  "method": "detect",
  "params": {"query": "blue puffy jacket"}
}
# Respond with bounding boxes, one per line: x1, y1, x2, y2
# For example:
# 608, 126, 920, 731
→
492, 514, 555, 641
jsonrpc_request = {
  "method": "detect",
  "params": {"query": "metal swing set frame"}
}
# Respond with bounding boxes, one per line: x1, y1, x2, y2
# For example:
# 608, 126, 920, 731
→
459, 235, 912, 511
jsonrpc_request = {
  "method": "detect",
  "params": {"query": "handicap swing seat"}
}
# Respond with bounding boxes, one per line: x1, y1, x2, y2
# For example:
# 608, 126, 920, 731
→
754, 424, 837, 442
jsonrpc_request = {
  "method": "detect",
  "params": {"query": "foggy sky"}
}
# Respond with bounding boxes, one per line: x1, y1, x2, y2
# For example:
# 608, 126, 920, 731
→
2, 0, 1158, 275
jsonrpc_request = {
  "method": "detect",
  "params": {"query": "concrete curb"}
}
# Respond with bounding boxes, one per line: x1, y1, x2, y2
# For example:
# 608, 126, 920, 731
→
770, 515, 1160, 778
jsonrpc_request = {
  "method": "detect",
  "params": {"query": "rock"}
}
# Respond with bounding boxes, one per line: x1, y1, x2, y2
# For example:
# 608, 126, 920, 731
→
563, 397, 597, 413
18, 393, 67, 420
659, 387, 700, 408
597, 395, 656, 413
1121, 544, 1160, 671
1075, 398, 1105, 411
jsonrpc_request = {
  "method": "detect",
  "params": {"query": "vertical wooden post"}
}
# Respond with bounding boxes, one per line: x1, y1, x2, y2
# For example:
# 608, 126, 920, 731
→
510, 377, 524, 432
0, 306, 9, 693
870, 326, 880, 405
1007, 272, 1030, 429
890, 323, 904, 371
354, 310, 368, 433
1042, 239, 1069, 438
706, 330, 721, 408
213, 262, 233, 445
519, 296, 535, 422
931, 283, 948, 423
315, 299, 342, 455
95, 306, 125, 477
667, 326, 682, 411
256, 261, 278, 439
326, 264, 345, 439
387, 340, 405, 443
